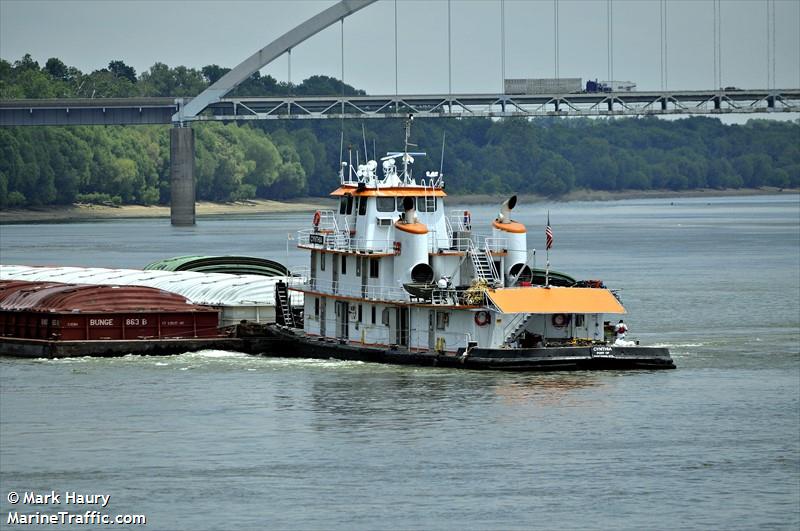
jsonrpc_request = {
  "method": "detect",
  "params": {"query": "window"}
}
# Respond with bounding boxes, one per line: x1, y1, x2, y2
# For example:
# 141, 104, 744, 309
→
376, 197, 395, 212
358, 196, 367, 215
369, 258, 379, 278
314, 297, 320, 316
371, 305, 376, 324
320, 253, 326, 271
356, 257, 362, 276
381, 308, 390, 326
341, 255, 347, 275
339, 196, 348, 214
345, 194, 354, 215
436, 312, 449, 330
575, 314, 585, 327
358, 304, 363, 323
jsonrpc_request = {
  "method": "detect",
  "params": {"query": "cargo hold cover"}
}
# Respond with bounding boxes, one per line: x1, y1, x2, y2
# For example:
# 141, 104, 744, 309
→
487, 287, 626, 314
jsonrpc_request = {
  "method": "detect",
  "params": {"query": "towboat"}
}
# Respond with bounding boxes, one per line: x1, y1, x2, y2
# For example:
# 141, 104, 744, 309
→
268, 118, 674, 371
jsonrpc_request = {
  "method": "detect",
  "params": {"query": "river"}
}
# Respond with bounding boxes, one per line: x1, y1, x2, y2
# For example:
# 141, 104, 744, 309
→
1, 194, 798, 530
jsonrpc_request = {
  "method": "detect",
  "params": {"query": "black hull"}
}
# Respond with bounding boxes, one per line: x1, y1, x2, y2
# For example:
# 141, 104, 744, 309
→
261, 325, 676, 371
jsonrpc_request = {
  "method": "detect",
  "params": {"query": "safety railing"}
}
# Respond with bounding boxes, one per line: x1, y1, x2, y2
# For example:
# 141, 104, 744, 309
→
449, 209, 472, 232
484, 236, 509, 253
296, 229, 396, 255
292, 273, 409, 303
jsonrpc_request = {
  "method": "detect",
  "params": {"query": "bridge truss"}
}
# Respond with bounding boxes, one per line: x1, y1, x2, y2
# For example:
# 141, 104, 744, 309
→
2, 89, 798, 126
202, 89, 800, 120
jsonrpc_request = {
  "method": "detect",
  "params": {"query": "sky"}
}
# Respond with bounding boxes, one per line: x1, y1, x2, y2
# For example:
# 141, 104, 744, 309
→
1, 0, 799, 95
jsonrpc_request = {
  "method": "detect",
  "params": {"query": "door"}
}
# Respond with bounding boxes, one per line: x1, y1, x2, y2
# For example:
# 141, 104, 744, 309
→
396, 306, 409, 347
332, 253, 339, 294
361, 257, 368, 297
428, 310, 436, 351
336, 300, 349, 340
319, 297, 326, 337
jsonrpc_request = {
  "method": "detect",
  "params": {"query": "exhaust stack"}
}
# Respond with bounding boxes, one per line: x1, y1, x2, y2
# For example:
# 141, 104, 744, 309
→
402, 196, 417, 224
497, 195, 517, 223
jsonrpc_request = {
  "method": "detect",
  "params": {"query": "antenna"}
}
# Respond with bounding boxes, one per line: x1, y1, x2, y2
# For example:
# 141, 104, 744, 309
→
403, 114, 414, 182
362, 123, 369, 164
439, 131, 447, 177
339, 131, 344, 166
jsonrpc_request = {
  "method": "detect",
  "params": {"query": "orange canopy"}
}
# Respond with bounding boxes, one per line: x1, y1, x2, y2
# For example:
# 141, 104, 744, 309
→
487, 287, 626, 314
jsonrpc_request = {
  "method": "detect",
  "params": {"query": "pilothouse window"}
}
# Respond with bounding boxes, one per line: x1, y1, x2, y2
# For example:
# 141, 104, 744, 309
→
358, 196, 367, 215
376, 197, 395, 212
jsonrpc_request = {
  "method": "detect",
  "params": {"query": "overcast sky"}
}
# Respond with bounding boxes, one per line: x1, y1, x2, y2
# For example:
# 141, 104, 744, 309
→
1, 0, 799, 94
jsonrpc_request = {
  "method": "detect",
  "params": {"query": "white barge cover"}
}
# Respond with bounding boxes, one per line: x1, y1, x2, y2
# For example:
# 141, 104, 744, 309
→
0, 265, 303, 326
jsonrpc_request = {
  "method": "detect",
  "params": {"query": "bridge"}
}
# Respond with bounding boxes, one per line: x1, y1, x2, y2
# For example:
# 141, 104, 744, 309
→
1, 0, 798, 225
2, 89, 798, 126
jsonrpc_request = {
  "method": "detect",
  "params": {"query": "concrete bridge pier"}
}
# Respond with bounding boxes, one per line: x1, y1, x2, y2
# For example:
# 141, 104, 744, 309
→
170, 126, 196, 226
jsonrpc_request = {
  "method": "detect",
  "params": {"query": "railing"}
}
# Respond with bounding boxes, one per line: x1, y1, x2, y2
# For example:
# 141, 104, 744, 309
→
484, 236, 508, 253
301, 314, 474, 353
292, 271, 409, 302
296, 229, 396, 254
449, 209, 471, 232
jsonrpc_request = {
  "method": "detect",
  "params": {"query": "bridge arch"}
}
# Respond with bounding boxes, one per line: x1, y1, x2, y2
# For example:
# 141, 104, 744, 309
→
173, 0, 378, 123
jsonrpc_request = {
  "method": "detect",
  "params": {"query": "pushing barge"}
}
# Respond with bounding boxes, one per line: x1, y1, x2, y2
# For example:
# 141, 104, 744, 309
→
264, 117, 675, 371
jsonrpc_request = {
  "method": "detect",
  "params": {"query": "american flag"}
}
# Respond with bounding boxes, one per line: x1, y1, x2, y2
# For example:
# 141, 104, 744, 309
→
545, 212, 553, 250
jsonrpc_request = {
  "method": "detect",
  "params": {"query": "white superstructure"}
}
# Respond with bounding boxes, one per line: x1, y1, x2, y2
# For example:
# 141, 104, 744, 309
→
291, 118, 627, 354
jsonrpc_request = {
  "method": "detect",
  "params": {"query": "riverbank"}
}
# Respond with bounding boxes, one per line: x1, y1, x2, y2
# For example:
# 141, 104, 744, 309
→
0, 198, 332, 224
448, 187, 799, 205
0, 188, 795, 223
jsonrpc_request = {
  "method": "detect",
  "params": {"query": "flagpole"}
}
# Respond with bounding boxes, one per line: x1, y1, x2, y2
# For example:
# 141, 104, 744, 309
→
545, 210, 550, 288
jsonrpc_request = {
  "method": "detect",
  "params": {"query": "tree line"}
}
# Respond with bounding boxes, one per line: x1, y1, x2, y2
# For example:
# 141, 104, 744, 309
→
0, 55, 797, 208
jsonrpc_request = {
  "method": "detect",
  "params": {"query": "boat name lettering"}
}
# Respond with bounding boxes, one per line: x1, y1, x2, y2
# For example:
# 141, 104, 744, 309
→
161, 320, 187, 326
591, 346, 615, 358
89, 318, 115, 327
125, 318, 148, 326
309, 234, 325, 245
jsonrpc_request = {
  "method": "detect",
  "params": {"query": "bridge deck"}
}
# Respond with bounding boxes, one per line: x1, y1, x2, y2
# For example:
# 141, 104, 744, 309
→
1, 89, 798, 126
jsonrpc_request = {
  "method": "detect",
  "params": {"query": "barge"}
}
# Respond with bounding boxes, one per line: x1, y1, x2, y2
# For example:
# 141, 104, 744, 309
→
266, 117, 675, 371
0, 280, 241, 358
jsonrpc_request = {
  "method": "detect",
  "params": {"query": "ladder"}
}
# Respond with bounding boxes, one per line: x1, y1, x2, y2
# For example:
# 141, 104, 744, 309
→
469, 246, 500, 286
275, 281, 296, 328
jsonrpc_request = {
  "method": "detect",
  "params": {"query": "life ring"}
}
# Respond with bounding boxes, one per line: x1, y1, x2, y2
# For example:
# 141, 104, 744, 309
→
474, 310, 490, 327
312, 211, 321, 226
463, 210, 472, 231
551, 313, 570, 328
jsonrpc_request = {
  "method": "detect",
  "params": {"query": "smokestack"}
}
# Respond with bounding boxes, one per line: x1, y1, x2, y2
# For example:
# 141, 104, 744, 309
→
498, 195, 517, 223
403, 196, 417, 224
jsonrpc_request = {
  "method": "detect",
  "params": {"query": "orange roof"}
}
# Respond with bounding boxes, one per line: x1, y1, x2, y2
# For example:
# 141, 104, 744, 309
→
330, 186, 446, 197
492, 220, 527, 234
487, 287, 626, 314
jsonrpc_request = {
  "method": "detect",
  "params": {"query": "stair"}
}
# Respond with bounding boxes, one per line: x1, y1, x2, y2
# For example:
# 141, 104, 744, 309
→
504, 312, 533, 345
275, 281, 296, 328
469, 249, 499, 285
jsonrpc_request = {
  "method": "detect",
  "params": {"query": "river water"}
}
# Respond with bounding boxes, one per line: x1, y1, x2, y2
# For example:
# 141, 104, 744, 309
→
1, 194, 798, 530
